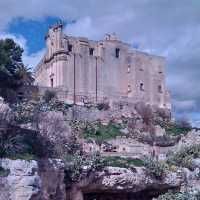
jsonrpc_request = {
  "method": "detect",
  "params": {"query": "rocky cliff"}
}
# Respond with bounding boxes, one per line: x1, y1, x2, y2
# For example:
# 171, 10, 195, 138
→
0, 159, 185, 200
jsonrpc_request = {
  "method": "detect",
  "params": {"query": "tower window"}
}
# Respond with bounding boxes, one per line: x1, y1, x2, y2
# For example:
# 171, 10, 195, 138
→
115, 48, 120, 58
158, 85, 162, 93
128, 85, 131, 93
140, 83, 144, 91
50, 78, 54, 88
68, 44, 73, 52
89, 48, 94, 56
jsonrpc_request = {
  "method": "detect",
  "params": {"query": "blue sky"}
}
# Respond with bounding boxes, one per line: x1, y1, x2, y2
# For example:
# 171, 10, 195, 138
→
0, 0, 200, 126
8, 17, 64, 54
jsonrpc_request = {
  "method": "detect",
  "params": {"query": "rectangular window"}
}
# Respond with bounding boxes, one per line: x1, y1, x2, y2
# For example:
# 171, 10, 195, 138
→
68, 44, 73, 52
116, 48, 120, 58
158, 85, 162, 93
89, 48, 94, 56
51, 78, 54, 88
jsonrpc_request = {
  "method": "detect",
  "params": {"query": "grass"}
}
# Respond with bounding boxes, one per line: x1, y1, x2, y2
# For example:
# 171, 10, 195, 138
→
83, 122, 122, 143
160, 122, 191, 136
0, 166, 10, 177
167, 144, 200, 170
102, 156, 144, 168
8, 153, 36, 161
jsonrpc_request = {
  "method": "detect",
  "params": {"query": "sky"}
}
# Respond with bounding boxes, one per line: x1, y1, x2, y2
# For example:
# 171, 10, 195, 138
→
0, 0, 200, 126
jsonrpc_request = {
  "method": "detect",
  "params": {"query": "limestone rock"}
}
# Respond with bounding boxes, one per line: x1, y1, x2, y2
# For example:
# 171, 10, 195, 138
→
86, 166, 182, 193
0, 159, 40, 200
0, 97, 13, 127
0, 159, 66, 200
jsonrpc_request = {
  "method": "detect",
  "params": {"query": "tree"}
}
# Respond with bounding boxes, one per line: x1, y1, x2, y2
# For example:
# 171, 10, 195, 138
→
15, 65, 34, 86
0, 38, 34, 101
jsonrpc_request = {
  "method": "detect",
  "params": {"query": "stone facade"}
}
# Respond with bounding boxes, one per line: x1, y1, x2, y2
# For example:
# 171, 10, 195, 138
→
35, 23, 171, 109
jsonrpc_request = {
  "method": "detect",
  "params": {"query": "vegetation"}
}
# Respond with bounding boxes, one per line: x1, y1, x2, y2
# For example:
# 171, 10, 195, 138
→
96, 102, 110, 111
0, 128, 55, 160
13, 98, 70, 124
138, 133, 180, 147
83, 122, 122, 144
143, 157, 166, 179
155, 191, 200, 200
64, 152, 105, 184
102, 156, 144, 168
0, 166, 10, 177
43, 90, 57, 103
0, 38, 34, 102
167, 144, 200, 170
160, 120, 192, 136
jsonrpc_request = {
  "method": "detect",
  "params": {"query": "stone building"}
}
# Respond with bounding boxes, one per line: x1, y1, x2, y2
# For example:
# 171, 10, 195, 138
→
35, 23, 171, 109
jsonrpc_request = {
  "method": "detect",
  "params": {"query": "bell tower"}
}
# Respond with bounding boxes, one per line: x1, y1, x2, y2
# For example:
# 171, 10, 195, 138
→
45, 22, 63, 58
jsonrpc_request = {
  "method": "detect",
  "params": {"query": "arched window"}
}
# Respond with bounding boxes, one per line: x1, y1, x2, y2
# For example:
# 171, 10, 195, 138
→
140, 83, 144, 91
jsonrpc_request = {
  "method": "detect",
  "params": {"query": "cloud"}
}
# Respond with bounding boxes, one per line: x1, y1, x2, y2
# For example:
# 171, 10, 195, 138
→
0, 0, 200, 122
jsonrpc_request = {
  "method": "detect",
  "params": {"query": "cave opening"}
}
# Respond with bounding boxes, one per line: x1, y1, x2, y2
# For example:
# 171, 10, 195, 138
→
83, 187, 177, 200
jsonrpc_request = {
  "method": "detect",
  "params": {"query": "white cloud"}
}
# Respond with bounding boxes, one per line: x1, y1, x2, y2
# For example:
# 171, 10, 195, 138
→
0, 0, 200, 119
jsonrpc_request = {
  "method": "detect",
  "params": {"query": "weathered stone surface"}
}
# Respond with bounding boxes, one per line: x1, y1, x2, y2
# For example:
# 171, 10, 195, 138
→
69, 166, 183, 200
0, 159, 66, 200
0, 97, 13, 128
0, 159, 40, 200
84, 167, 182, 193
35, 24, 171, 110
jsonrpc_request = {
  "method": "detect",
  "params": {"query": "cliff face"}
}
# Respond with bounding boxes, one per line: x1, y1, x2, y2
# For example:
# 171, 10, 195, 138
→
0, 159, 66, 200
0, 159, 183, 200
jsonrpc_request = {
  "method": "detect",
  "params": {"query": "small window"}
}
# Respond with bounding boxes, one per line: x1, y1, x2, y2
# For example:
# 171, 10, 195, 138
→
140, 83, 144, 91
89, 48, 94, 56
68, 44, 73, 52
127, 65, 131, 73
115, 48, 120, 58
128, 85, 131, 93
50, 78, 54, 88
158, 85, 162, 93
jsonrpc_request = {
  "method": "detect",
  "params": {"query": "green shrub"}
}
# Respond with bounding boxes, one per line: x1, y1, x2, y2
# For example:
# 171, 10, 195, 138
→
96, 102, 110, 111
143, 158, 166, 179
64, 152, 104, 184
0, 127, 55, 160
0, 166, 10, 177
13, 99, 70, 124
83, 122, 122, 144
167, 145, 200, 170
43, 90, 57, 103
102, 156, 144, 168
160, 121, 191, 136
155, 191, 200, 200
